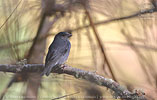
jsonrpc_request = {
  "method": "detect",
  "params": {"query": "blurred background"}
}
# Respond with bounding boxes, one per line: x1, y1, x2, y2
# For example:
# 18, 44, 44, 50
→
0, 0, 157, 100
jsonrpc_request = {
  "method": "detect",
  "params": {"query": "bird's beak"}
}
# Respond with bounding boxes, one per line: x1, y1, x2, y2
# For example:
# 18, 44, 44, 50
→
68, 33, 72, 38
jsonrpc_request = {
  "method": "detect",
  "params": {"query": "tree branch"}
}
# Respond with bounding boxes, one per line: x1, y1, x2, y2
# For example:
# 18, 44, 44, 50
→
0, 64, 146, 100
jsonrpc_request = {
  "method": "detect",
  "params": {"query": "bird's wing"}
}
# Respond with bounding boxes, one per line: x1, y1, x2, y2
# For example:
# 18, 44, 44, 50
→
42, 41, 70, 76
45, 49, 57, 65
46, 41, 70, 65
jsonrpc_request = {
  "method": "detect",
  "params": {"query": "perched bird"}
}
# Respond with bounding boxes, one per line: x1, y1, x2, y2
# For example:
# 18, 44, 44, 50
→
41, 32, 72, 76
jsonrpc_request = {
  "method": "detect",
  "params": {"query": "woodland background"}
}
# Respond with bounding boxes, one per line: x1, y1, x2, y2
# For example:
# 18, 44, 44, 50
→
0, 0, 157, 100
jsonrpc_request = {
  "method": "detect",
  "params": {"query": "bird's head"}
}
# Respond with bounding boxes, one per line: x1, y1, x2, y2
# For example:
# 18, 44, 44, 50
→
56, 32, 72, 40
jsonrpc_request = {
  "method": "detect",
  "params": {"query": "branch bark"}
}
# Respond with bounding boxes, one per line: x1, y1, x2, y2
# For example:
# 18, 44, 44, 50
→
0, 64, 146, 100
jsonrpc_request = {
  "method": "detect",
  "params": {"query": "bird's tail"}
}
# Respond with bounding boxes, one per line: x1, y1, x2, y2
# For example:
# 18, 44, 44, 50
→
45, 67, 52, 76
40, 66, 52, 76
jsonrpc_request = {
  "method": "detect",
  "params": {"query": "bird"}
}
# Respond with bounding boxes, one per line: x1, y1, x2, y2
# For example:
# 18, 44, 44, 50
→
41, 32, 72, 76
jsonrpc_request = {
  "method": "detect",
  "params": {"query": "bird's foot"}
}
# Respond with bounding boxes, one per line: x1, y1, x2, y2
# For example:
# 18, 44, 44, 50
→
60, 64, 66, 69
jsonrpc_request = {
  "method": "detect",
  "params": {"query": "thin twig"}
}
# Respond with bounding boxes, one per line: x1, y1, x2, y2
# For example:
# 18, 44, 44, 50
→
0, 0, 22, 30
51, 91, 80, 100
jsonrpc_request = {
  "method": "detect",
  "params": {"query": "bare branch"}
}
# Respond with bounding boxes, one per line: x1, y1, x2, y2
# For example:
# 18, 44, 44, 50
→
83, 5, 117, 81
0, 64, 146, 100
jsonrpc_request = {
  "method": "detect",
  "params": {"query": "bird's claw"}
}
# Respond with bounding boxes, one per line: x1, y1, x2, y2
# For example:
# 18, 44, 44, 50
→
60, 64, 66, 69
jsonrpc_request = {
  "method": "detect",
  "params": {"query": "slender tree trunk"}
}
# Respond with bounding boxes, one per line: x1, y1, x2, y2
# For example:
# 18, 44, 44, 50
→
24, 15, 46, 100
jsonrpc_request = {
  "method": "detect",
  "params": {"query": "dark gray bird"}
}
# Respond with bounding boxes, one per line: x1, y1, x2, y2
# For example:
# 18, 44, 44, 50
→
41, 32, 72, 76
